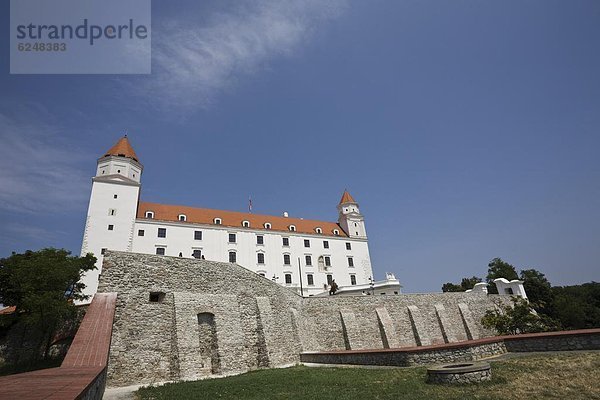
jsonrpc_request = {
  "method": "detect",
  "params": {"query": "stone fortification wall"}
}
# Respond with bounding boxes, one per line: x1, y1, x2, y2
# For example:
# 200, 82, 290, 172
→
99, 252, 302, 386
99, 251, 510, 386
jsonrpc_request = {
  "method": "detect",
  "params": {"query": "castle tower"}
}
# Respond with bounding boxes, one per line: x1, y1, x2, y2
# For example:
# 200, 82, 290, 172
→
80, 135, 142, 301
337, 190, 367, 239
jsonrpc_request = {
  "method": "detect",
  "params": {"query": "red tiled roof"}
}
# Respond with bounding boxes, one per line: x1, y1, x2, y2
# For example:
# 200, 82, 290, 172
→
103, 135, 139, 162
339, 190, 356, 204
138, 201, 348, 237
0, 306, 16, 315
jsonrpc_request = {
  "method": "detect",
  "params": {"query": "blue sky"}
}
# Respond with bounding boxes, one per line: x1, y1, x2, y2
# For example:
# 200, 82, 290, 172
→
1, 0, 598, 292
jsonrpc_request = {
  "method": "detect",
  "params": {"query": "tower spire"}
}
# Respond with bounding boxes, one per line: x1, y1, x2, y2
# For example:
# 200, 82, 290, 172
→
103, 135, 139, 162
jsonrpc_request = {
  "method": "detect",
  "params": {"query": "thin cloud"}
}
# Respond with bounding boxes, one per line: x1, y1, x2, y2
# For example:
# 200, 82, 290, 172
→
139, 0, 347, 111
0, 113, 90, 214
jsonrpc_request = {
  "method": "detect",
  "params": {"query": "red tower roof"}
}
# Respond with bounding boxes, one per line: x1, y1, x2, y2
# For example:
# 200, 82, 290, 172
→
339, 190, 356, 204
103, 135, 139, 162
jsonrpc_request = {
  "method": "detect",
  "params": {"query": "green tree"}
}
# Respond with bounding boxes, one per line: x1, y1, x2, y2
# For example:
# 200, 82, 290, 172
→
481, 297, 553, 335
486, 258, 518, 294
0, 248, 96, 360
519, 269, 553, 314
551, 282, 600, 329
442, 276, 482, 292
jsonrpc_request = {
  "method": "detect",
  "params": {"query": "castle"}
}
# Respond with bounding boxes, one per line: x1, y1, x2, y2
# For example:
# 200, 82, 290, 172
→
80, 136, 400, 300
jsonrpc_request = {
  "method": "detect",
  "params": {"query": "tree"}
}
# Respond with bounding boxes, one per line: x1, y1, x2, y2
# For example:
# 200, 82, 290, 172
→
481, 297, 554, 335
551, 282, 600, 329
486, 258, 518, 294
519, 269, 553, 314
0, 248, 96, 360
442, 276, 482, 292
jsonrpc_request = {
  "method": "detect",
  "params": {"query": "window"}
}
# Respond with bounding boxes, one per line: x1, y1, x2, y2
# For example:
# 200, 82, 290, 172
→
108, 224, 114, 231
315, 227, 322, 234
194, 231, 202, 240
100, 248, 107, 255
228, 233, 236, 243
178, 214, 187, 222
323, 240, 329, 249
145, 211, 154, 219
307, 274, 314, 286
257, 253, 265, 264
149, 292, 165, 303
242, 220, 250, 227
350, 275, 357, 285
158, 228, 166, 238
229, 251, 236, 263
305, 255, 312, 266
214, 218, 222, 225
285, 274, 292, 284
348, 257, 354, 267
333, 229, 339, 236
264, 223, 272, 229
192, 250, 202, 259
259, 273, 266, 277
113, 194, 118, 199
284, 254, 291, 265
289, 225, 296, 232
256, 235, 264, 245
346, 242, 352, 250
138, 229, 145, 236
156, 247, 165, 255
327, 274, 333, 285
109, 209, 116, 216
325, 256, 331, 267
282, 237, 289, 246
304, 239, 310, 248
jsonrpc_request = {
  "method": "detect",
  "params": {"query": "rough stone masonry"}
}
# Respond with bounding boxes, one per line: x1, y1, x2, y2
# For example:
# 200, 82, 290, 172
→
98, 251, 510, 387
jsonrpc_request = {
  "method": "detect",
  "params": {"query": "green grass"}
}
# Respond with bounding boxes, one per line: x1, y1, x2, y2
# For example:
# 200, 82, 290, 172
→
136, 352, 600, 400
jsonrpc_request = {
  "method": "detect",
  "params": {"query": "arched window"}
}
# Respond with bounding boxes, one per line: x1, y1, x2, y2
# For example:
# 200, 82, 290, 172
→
228, 251, 237, 263
333, 229, 340, 236
178, 214, 187, 222
289, 225, 296, 232
264, 222, 272, 229
145, 211, 154, 219
214, 218, 222, 225
315, 227, 322, 234
284, 273, 292, 285
242, 220, 250, 228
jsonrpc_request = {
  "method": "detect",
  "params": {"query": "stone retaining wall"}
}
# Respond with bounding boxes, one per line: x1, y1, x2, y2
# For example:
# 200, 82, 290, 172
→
99, 251, 512, 386
301, 329, 600, 367
300, 340, 508, 367
504, 329, 600, 352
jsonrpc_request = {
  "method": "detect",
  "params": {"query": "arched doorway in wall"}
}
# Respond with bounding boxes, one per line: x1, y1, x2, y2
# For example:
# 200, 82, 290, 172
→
197, 312, 220, 374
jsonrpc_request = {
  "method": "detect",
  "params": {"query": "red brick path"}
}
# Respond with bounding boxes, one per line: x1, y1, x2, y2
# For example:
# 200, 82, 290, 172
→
0, 293, 117, 400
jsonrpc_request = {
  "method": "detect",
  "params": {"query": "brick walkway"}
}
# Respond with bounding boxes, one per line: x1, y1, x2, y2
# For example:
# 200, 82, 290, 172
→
0, 293, 117, 400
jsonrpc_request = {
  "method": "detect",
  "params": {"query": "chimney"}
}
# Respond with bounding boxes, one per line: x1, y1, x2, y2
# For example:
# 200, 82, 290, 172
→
283, 211, 289, 218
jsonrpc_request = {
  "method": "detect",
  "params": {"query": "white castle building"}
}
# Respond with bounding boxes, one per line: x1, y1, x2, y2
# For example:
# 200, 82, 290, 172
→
80, 136, 400, 300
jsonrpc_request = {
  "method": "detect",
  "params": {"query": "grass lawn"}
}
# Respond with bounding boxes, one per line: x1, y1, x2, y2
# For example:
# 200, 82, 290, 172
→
136, 352, 600, 400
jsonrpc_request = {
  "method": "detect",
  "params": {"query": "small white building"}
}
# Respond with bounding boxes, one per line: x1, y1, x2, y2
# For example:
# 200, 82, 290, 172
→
80, 136, 397, 300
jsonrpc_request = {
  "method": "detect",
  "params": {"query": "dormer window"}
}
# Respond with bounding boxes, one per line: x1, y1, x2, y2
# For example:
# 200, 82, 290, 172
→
264, 222, 272, 229
333, 229, 340, 236
315, 227, 322, 234
145, 211, 154, 219
289, 225, 296, 232
178, 214, 187, 222
214, 218, 222, 225
242, 220, 250, 228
